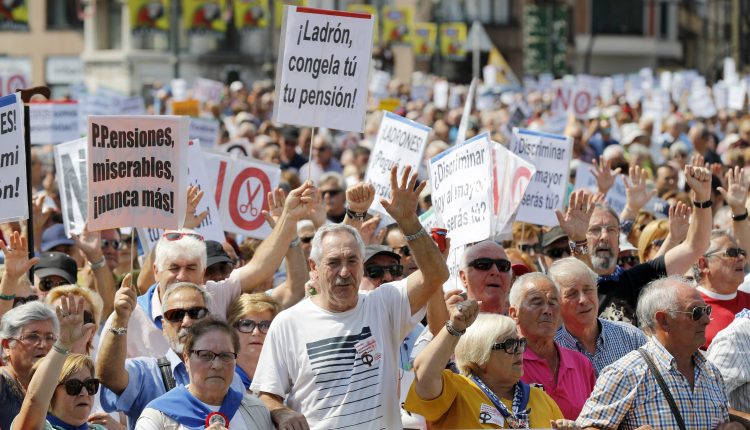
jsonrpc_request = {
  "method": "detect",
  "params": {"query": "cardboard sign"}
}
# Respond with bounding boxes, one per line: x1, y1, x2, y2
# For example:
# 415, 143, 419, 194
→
273, 6, 373, 133
189, 117, 221, 148
29, 102, 80, 145
0, 93, 27, 222
429, 133, 493, 248
193, 77, 225, 103
511, 128, 572, 226
552, 83, 595, 119
86, 116, 189, 230
365, 112, 430, 219
54, 138, 88, 236
491, 142, 536, 236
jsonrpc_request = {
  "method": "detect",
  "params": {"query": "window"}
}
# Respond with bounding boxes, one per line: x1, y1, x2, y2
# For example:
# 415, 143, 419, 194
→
439, 0, 510, 25
46, 0, 84, 30
592, 0, 643, 35
107, 2, 122, 49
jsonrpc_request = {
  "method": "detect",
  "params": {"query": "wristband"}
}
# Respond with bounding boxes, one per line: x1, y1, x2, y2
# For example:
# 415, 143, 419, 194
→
693, 199, 712, 209
445, 320, 465, 337
52, 342, 70, 355
568, 240, 589, 256
345, 207, 368, 221
733, 211, 749, 221
0, 293, 15, 301
404, 228, 428, 242
89, 257, 106, 270
109, 326, 128, 336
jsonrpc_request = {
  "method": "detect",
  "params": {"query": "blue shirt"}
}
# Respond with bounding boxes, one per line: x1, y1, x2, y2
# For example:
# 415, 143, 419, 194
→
136, 283, 162, 330
100, 349, 246, 430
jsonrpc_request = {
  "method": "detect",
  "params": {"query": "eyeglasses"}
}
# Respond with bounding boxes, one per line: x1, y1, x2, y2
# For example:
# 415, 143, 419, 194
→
618, 255, 639, 267
393, 245, 411, 257
650, 239, 665, 248
545, 247, 570, 259
11, 332, 58, 346
672, 305, 712, 321
235, 319, 272, 334
190, 350, 237, 363
321, 189, 343, 198
83, 310, 95, 325
60, 378, 100, 396
586, 224, 620, 237
13, 295, 38, 307
518, 244, 541, 254
39, 278, 68, 292
300, 236, 314, 244
491, 337, 527, 354
205, 262, 234, 280
101, 239, 122, 250
163, 306, 209, 323
365, 264, 404, 279
161, 231, 205, 242
705, 247, 747, 259
467, 258, 511, 272
312, 146, 329, 152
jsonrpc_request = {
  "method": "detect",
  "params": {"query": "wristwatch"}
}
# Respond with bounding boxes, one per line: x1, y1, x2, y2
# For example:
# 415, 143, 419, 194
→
345, 206, 367, 221
109, 326, 127, 336
568, 239, 589, 256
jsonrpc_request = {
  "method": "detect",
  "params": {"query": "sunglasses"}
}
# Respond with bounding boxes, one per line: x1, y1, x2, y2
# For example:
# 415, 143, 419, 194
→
467, 258, 511, 272
545, 247, 570, 259
300, 236, 314, 244
650, 239, 665, 248
491, 337, 527, 354
101, 239, 122, 250
365, 264, 404, 279
39, 278, 69, 292
706, 247, 747, 259
394, 245, 411, 257
519, 244, 541, 254
13, 295, 38, 307
60, 378, 100, 396
672, 305, 712, 321
163, 306, 209, 323
162, 232, 205, 242
321, 189, 343, 198
235, 319, 272, 334
618, 256, 639, 267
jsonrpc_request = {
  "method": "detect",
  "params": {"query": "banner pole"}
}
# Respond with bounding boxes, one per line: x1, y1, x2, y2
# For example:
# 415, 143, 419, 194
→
308, 126, 316, 181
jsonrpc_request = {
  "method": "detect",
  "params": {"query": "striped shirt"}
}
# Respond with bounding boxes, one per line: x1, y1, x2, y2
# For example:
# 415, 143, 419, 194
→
555, 318, 648, 376
577, 338, 730, 429
706, 311, 750, 413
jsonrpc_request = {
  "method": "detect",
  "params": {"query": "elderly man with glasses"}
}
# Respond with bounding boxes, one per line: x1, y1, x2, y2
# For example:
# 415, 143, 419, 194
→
459, 240, 514, 315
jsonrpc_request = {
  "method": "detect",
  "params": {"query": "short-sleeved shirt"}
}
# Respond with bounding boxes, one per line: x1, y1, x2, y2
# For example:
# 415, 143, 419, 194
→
555, 318, 648, 376
403, 370, 563, 429
520, 342, 596, 420
598, 256, 667, 323
577, 338, 730, 429
707, 311, 750, 413
697, 286, 750, 349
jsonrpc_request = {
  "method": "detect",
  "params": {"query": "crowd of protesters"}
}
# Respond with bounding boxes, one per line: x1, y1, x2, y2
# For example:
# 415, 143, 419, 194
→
1, 66, 750, 430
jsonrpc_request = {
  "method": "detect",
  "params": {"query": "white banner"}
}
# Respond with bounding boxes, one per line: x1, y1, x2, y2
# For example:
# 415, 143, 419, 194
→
365, 111, 430, 219
0, 93, 27, 222
189, 117, 221, 148
87, 116, 189, 230
29, 102, 80, 145
511, 128, 572, 226
728, 85, 746, 111
429, 132, 493, 248
54, 138, 88, 236
272, 6, 374, 133
491, 142, 536, 237
193, 78, 225, 104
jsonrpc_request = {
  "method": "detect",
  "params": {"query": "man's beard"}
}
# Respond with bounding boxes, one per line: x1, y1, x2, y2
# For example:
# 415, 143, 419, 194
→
591, 246, 617, 273
168, 327, 190, 354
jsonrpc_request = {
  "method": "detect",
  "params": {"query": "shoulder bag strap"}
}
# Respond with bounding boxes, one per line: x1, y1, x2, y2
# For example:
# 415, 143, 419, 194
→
157, 356, 176, 392
637, 348, 686, 430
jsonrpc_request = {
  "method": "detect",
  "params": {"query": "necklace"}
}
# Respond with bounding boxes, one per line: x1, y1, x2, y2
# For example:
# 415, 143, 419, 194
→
1, 367, 26, 396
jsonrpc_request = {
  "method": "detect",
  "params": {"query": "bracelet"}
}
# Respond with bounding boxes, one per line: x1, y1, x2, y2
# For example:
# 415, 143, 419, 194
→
52, 343, 70, 355
445, 321, 465, 337
0, 293, 16, 301
345, 207, 368, 221
109, 326, 127, 336
89, 257, 106, 270
733, 211, 749, 221
289, 237, 301, 248
404, 228, 428, 242
693, 199, 712, 209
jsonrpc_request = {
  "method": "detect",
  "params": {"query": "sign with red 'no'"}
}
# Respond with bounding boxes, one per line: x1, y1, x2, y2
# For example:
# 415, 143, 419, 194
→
208, 151, 281, 239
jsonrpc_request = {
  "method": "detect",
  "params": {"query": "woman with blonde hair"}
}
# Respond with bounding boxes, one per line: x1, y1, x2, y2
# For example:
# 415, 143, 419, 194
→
637, 202, 691, 263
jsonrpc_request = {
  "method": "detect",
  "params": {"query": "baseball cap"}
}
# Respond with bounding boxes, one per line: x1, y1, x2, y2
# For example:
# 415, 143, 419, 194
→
41, 224, 75, 252
619, 233, 638, 253
364, 245, 400, 264
542, 226, 568, 249
206, 240, 233, 267
35, 252, 77, 285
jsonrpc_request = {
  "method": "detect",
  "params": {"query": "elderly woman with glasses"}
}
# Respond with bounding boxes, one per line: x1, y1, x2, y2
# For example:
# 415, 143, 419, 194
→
404, 294, 578, 429
136, 318, 273, 430
226, 293, 281, 391
11, 295, 102, 430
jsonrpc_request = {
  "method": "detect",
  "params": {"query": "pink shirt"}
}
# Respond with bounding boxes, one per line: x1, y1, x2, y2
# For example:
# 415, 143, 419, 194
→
521, 342, 596, 419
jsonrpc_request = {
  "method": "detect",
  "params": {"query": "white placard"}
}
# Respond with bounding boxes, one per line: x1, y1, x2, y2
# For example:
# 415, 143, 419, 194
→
728, 85, 746, 111
0, 93, 27, 222
365, 111, 430, 219
272, 6, 373, 133
511, 128, 572, 226
189, 117, 221, 148
193, 78, 225, 103
491, 142, 536, 236
54, 138, 88, 236
552, 82, 595, 120
87, 116, 189, 230
0, 57, 31, 97
429, 132, 493, 248
120, 96, 147, 115
29, 102, 80, 145
433, 80, 449, 110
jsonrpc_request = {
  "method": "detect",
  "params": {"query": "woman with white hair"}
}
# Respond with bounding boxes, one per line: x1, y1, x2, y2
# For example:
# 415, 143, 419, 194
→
404, 294, 577, 429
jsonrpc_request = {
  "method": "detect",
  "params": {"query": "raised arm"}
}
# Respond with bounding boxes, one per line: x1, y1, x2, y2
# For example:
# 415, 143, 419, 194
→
75, 226, 115, 320
718, 167, 750, 254
591, 155, 621, 195
664, 165, 713, 275
381, 166, 449, 315
555, 189, 596, 268
344, 182, 375, 230
653, 202, 691, 259
0, 231, 38, 319
620, 166, 656, 223
96, 273, 136, 395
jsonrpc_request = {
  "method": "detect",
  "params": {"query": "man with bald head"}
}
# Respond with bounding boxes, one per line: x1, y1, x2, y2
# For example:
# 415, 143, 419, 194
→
459, 240, 513, 314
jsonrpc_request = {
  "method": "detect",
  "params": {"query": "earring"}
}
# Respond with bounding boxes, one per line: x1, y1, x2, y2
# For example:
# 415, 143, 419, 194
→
308, 286, 317, 296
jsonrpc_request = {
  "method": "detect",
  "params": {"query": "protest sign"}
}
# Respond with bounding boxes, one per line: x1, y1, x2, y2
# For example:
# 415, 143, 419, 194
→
728, 84, 746, 111
172, 99, 200, 117
273, 6, 373, 133
377, 98, 400, 112
193, 78, 225, 103
54, 138, 88, 236
418, 207, 436, 232
433, 80, 449, 110
120, 96, 147, 115
443, 244, 465, 293
0, 93, 28, 222
429, 133, 493, 248
365, 112, 430, 219
511, 128, 572, 226
234, 0, 269, 29
551, 83, 594, 119
382, 5, 413, 45
211, 151, 281, 239
189, 117, 221, 147
491, 142, 536, 236
86, 116, 189, 230
29, 102, 80, 145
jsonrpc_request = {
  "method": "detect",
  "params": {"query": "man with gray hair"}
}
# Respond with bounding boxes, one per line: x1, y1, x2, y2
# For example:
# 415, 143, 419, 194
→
459, 240, 513, 314
549, 257, 646, 376
252, 166, 449, 430
577, 276, 739, 429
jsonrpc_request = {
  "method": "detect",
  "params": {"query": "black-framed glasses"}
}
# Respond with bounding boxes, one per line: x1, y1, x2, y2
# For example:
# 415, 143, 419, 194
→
39, 278, 69, 292
13, 295, 38, 307
672, 305, 712, 321
491, 337, 527, 354
11, 332, 58, 346
300, 236, 314, 244
163, 306, 209, 323
235, 319, 272, 334
545, 247, 570, 259
587, 224, 620, 237
162, 231, 205, 242
365, 264, 404, 279
61, 378, 100, 396
101, 239, 122, 250
705, 247, 747, 259
190, 350, 237, 363
618, 255, 639, 267
321, 189, 342, 198
467, 258, 511, 272
519, 244, 541, 254
394, 245, 411, 257
83, 310, 95, 325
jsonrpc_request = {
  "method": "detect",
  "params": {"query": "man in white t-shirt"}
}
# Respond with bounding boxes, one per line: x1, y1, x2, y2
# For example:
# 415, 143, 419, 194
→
251, 167, 450, 430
